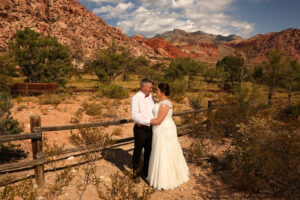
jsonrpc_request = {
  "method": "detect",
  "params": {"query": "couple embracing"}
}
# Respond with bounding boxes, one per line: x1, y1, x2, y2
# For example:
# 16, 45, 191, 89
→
131, 78, 189, 190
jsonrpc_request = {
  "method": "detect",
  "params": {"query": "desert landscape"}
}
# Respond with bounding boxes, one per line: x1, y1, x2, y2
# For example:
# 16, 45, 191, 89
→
0, 0, 299, 200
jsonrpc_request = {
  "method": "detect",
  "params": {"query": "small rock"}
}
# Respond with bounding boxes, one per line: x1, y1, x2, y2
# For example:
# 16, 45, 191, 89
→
71, 169, 77, 173
67, 156, 74, 160
180, 188, 184, 191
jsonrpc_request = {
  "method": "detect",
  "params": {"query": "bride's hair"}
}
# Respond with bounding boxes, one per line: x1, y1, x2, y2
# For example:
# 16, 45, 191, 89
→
158, 83, 170, 96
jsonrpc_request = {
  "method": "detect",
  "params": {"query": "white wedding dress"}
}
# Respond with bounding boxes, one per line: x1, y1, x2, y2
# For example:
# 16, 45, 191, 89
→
146, 99, 189, 190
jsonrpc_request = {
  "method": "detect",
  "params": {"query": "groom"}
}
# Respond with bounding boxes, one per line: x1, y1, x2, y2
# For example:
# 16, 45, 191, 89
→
131, 78, 155, 179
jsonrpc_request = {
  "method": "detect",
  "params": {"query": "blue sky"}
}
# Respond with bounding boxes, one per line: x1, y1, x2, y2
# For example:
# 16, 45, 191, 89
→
78, 0, 300, 38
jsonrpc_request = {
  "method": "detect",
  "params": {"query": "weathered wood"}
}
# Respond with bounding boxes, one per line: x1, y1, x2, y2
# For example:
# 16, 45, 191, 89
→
41, 119, 134, 132
0, 132, 41, 142
173, 108, 207, 116
11, 82, 58, 94
36, 122, 196, 160
30, 116, 45, 188
207, 101, 213, 130
41, 109, 207, 132
0, 159, 44, 172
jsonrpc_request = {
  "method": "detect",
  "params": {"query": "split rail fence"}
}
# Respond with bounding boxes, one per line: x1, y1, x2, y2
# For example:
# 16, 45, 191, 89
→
0, 95, 298, 188
0, 101, 220, 188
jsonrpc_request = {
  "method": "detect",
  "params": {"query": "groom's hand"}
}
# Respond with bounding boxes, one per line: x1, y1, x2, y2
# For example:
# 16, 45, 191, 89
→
150, 119, 159, 125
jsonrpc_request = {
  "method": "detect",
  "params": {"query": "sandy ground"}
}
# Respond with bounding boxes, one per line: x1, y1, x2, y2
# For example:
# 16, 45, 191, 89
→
2, 93, 269, 200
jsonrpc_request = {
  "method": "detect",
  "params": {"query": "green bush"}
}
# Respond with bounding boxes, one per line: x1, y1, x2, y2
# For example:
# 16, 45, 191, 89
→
0, 93, 23, 135
97, 171, 154, 200
226, 117, 300, 198
98, 84, 129, 99
81, 102, 102, 116
276, 101, 300, 121
38, 94, 65, 107
169, 80, 186, 102
209, 85, 268, 137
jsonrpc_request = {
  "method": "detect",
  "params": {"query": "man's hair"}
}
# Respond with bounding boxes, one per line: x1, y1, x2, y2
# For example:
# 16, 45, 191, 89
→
140, 78, 152, 87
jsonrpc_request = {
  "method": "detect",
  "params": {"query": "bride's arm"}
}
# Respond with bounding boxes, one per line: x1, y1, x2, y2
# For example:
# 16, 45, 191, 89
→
150, 105, 170, 125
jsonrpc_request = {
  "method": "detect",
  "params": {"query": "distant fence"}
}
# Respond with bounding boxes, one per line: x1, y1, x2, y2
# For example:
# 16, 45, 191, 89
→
11, 83, 58, 94
0, 101, 218, 188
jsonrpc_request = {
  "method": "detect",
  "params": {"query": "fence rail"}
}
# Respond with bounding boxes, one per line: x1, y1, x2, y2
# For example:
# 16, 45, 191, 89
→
0, 104, 212, 188
1, 95, 298, 187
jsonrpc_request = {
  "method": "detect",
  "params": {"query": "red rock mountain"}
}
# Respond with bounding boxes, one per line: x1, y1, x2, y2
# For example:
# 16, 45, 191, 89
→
154, 29, 236, 62
0, 0, 299, 64
225, 28, 300, 63
133, 35, 188, 58
0, 0, 159, 59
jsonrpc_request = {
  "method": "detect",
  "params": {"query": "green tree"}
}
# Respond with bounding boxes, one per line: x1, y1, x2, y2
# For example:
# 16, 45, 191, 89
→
0, 93, 23, 136
235, 46, 254, 88
281, 58, 300, 96
0, 51, 17, 91
164, 57, 203, 89
9, 28, 73, 86
253, 50, 297, 103
216, 55, 245, 87
86, 42, 148, 83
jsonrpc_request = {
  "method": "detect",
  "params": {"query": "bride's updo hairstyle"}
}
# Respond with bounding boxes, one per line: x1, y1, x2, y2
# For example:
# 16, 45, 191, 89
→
158, 83, 170, 96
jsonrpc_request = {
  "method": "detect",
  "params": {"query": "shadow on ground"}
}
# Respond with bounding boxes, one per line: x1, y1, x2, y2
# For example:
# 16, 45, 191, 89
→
101, 148, 133, 172
0, 144, 28, 164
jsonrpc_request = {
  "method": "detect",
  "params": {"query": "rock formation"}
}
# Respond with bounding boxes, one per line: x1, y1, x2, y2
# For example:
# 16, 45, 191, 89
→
0, 0, 159, 59
225, 28, 300, 62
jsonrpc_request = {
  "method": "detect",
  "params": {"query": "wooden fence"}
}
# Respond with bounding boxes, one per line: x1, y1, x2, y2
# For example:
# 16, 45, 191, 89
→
0, 102, 216, 188
1, 94, 299, 188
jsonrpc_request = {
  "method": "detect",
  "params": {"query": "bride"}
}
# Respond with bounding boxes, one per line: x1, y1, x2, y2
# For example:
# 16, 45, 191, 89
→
147, 83, 189, 190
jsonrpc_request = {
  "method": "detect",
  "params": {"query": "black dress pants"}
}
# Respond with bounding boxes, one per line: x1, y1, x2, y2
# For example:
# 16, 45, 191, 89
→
132, 125, 152, 177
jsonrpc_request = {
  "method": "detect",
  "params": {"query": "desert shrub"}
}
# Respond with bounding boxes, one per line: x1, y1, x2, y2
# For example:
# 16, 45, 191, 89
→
0, 179, 37, 200
209, 85, 268, 137
81, 102, 102, 116
168, 80, 187, 102
38, 93, 65, 107
226, 117, 300, 198
43, 168, 73, 199
96, 171, 154, 200
69, 122, 114, 199
187, 138, 205, 165
0, 93, 23, 136
98, 84, 129, 99
189, 94, 205, 110
0, 51, 17, 91
276, 101, 300, 123
70, 127, 113, 147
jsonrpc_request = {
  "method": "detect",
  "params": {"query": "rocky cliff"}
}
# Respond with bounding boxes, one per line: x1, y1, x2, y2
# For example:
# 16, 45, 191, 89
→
225, 28, 300, 62
0, 0, 159, 59
154, 29, 236, 62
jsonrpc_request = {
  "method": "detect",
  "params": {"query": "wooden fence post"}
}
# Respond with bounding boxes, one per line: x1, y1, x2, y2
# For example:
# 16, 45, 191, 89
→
207, 101, 213, 130
30, 116, 45, 188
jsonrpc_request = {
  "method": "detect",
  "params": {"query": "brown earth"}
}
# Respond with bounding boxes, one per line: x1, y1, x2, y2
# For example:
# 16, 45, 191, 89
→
3, 92, 274, 200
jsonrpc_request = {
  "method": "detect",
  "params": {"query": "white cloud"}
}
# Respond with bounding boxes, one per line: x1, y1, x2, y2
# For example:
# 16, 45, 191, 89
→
84, 0, 255, 38
93, 2, 134, 18
80, 0, 122, 3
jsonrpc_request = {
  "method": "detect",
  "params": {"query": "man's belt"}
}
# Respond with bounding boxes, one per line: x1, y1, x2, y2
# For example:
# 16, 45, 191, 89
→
135, 123, 152, 129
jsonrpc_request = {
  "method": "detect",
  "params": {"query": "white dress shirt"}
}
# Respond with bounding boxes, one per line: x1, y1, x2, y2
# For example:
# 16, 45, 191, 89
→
131, 91, 155, 126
